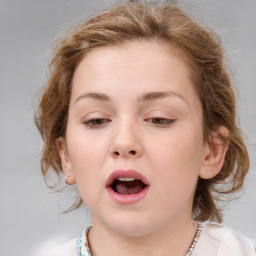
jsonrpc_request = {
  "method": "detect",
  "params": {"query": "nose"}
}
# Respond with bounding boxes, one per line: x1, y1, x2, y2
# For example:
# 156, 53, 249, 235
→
110, 121, 143, 159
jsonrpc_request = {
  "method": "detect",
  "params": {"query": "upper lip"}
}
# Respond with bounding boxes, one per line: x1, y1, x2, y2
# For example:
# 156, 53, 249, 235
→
106, 169, 150, 187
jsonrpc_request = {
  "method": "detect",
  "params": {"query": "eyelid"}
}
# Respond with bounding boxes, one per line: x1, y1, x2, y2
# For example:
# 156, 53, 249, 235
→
144, 109, 177, 119
143, 110, 176, 127
83, 117, 111, 128
82, 111, 110, 120
145, 117, 175, 126
82, 112, 112, 127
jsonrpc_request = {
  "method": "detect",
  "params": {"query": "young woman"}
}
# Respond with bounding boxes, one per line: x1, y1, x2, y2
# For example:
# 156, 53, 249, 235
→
35, 1, 256, 255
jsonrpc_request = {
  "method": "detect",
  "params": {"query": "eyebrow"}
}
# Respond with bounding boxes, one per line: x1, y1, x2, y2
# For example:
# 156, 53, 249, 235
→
74, 90, 187, 104
139, 91, 186, 103
75, 92, 110, 104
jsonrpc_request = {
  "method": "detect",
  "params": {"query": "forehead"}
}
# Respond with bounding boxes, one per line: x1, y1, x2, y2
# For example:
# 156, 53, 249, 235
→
75, 40, 189, 75
71, 40, 199, 106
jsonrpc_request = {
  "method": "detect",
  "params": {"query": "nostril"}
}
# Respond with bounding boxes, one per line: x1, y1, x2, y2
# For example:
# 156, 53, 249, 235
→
129, 150, 136, 155
111, 149, 137, 157
113, 151, 120, 156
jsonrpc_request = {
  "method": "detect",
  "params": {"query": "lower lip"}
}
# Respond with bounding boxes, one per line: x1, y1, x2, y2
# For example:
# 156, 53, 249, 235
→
106, 186, 150, 204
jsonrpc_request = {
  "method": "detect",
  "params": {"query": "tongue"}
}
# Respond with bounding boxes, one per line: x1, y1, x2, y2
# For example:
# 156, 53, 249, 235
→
115, 179, 145, 195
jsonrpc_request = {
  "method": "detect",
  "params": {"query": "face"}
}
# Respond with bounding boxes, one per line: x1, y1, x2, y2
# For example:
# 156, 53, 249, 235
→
58, 41, 211, 236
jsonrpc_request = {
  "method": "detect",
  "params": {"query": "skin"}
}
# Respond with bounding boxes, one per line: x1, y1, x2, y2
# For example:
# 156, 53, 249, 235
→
57, 40, 228, 256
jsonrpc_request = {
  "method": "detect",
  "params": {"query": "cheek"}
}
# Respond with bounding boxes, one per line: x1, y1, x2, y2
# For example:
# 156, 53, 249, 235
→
66, 129, 108, 178
147, 129, 204, 180
66, 134, 109, 203
147, 134, 203, 210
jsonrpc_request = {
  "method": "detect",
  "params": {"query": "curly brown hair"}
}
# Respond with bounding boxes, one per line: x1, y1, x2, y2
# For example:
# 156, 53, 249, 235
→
35, 0, 250, 222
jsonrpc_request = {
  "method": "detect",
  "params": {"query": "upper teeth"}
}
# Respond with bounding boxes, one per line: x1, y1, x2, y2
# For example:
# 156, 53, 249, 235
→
117, 177, 135, 181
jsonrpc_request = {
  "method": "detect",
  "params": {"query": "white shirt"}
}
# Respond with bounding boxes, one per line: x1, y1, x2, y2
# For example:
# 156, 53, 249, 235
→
34, 222, 256, 256
193, 222, 255, 256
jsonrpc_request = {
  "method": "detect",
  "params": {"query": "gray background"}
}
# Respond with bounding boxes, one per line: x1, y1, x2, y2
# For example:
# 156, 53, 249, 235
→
0, 0, 255, 255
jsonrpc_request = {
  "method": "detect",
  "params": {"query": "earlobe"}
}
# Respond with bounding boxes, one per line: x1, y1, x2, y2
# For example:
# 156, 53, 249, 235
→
56, 137, 76, 185
199, 126, 229, 179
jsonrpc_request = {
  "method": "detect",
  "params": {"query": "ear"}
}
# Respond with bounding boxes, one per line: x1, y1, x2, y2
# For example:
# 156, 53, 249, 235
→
56, 137, 76, 185
199, 126, 229, 179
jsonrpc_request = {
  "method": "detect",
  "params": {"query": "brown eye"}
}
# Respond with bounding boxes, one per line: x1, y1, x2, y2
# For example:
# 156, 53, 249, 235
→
146, 118, 175, 126
84, 118, 111, 128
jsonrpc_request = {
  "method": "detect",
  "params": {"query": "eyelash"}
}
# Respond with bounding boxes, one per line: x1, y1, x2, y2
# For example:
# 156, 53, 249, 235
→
83, 117, 175, 128
83, 118, 111, 128
145, 117, 175, 127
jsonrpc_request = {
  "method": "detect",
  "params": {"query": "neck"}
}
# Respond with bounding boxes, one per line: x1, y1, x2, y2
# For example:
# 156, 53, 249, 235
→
89, 217, 198, 256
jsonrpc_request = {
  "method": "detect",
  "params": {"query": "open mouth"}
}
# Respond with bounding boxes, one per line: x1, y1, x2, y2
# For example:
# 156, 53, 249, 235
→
106, 169, 150, 203
111, 177, 147, 195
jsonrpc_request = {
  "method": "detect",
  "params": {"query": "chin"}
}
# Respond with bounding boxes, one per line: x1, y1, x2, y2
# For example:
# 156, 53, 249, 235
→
103, 212, 157, 237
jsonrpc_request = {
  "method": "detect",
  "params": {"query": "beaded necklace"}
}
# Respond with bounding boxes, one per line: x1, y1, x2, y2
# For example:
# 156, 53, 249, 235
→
77, 222, 202, 256
186, 222, 202, 256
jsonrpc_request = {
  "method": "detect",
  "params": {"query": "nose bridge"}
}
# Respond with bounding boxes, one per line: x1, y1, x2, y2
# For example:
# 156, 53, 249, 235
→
117, 116, 136, 140
111, 116, 142, 158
